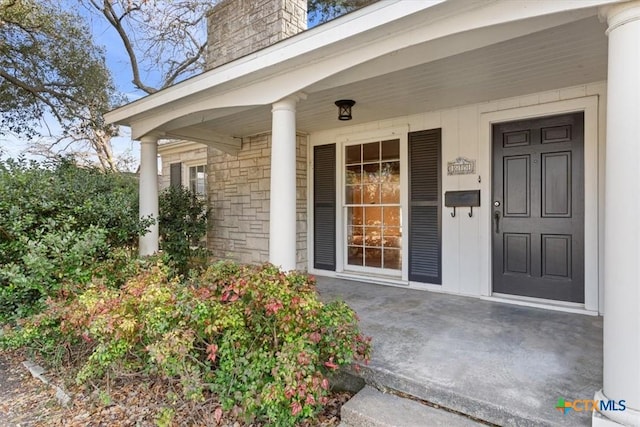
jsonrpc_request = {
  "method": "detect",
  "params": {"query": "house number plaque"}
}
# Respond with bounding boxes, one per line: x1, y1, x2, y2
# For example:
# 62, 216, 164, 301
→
447, 157, 476, 175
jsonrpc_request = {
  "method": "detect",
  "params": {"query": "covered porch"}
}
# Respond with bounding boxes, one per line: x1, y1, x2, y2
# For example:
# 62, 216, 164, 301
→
317, 276, 602, 426
104, 1, 640, 424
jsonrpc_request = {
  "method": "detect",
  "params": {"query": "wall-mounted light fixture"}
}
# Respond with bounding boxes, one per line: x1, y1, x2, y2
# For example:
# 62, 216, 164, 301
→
335, 99, 355, 121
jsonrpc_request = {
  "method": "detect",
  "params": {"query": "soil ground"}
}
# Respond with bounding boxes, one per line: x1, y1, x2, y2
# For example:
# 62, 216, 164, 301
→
0, 351, 350, 427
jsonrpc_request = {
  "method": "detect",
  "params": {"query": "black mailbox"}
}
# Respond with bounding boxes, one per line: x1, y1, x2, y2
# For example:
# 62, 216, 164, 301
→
444, 190, 480, 217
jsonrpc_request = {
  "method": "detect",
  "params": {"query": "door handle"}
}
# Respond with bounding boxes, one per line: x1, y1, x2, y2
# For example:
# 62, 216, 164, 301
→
493, 211, 501, 234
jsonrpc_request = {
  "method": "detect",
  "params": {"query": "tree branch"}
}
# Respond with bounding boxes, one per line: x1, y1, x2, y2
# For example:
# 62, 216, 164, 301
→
0, 68, 64, 123
161, 41, 206, 89
98, 0, 158, 94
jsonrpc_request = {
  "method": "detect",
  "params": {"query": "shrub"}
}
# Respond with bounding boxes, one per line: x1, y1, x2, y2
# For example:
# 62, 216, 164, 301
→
0, 157, 152, 322
4, 262, 371, 426
158, 185, 208, 275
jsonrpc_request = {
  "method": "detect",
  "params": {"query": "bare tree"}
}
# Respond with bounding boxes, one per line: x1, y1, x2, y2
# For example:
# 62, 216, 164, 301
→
83, 0, 377, 96
82, 0, 212, 95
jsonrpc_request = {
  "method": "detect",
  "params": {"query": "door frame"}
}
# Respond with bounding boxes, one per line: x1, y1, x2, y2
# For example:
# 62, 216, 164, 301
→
479, 96, 600, 312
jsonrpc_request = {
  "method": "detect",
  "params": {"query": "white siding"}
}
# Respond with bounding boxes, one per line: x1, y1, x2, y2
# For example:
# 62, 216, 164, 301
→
308, 82, 606, 313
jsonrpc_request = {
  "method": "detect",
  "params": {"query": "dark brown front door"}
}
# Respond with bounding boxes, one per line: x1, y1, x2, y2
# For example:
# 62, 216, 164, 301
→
492, 113, 584, 303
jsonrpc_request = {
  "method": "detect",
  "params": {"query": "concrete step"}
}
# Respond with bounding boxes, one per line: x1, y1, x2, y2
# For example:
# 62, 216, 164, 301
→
340, 386, 486, 427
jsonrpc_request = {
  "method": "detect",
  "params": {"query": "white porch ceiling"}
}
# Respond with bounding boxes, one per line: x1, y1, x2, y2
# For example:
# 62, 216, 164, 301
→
180, 16, 607, 139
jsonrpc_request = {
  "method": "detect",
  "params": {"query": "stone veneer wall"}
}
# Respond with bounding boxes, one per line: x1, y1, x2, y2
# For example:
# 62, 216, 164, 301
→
207, 133, 307, 270
206, 0, 307, 70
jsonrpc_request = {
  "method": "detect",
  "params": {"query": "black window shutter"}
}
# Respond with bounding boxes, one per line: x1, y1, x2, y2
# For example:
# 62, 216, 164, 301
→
408, 129, 442, 284
313, 144, 336, 271
170, 163, 182, 188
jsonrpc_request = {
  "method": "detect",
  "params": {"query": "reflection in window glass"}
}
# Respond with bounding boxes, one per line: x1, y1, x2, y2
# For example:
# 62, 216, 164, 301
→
344, 140, 401, 271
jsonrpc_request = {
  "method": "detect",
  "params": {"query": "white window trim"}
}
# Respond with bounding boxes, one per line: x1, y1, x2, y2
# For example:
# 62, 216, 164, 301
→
183, 161, 208, 197
341, 139, 403, 277
306, 126, 409, 279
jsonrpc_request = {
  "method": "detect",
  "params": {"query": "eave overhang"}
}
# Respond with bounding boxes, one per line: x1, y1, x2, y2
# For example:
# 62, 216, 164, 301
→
104, 0, 623, 143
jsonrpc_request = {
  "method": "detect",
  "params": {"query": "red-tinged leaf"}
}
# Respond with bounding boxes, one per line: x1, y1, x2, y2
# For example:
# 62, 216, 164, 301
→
309, 331, 321, 344
321, 378, 330, 390
229, 293, 239, 302
206, 343, 219, 363
305, 394, 316, 405
324, 360, 338, 370
291, 401, 302, 416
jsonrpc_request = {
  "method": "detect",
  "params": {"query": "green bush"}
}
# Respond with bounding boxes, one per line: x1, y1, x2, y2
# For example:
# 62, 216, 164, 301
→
158, 185, 208, 275
0, 157, 152, 322
4, 262, 371, 426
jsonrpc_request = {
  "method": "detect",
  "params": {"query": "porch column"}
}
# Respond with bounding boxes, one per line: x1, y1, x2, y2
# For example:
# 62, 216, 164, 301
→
596, 2, 640, 425
269, 95, 302, 271
139, 135, 159, 256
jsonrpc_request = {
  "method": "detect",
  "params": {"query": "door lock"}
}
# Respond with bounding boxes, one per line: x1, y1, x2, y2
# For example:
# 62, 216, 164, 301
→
493, 201, 501, 207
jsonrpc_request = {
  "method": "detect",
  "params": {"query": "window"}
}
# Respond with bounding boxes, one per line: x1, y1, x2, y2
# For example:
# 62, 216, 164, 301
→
189, 165, 207, 196
344, 139, 401, 271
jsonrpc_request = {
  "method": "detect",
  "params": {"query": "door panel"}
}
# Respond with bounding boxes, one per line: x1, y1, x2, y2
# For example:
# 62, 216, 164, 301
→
504, 155, 530, 217
541, 152, 571, 217
503, 233, 531, 275
492, 113, 584, 303
541, 234, 571, 279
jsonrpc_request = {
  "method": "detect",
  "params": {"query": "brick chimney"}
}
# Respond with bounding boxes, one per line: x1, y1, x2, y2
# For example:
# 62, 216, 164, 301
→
206, 0, 307, 70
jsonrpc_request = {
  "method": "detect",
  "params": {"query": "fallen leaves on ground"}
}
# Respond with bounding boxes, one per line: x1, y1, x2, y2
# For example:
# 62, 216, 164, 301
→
0, 351, 352, 426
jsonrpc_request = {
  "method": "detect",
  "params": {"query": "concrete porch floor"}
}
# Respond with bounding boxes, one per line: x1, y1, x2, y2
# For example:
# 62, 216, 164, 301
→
316, 276, 603, 426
